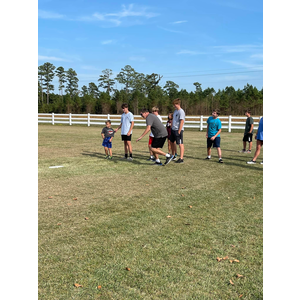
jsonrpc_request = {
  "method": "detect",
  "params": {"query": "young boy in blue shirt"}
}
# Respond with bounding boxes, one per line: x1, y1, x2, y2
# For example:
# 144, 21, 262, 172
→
205, 109, 223, 163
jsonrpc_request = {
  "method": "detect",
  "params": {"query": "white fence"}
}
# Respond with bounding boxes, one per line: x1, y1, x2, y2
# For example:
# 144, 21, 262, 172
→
38, 113, 262, 132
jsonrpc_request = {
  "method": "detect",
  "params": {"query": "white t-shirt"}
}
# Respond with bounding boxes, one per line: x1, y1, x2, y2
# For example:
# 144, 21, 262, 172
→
150, 114, 162, 137
121, 111, 134, 135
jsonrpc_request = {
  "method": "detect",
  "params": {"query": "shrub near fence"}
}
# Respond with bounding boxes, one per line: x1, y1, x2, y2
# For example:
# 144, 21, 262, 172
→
38, 113, 262, 132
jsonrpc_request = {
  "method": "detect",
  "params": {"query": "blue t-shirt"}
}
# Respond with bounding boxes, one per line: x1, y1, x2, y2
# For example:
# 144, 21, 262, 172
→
207, 116, 222, 138
120, 112, 134, 135
256, 117, 263, 140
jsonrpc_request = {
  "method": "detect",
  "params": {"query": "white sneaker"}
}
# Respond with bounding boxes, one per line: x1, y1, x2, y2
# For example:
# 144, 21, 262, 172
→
127, 157, 133, 161
247, 160, 256, 164
260, 161, 263, 165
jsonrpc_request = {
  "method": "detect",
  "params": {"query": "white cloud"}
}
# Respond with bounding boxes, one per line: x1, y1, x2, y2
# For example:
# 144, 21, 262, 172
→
38, 55, 71, 62
82, 4, 159, 27
225, 60, 263, 70
250, 54, 263, 59
158, 26, 183, 34
38, 9, 64, 19
176, 50, 206, 55
171, 20, 187, 24
213, 45, 262, 53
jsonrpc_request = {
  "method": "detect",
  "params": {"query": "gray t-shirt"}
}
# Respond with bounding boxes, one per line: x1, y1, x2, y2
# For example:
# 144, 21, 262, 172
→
172, 108, 185, 131
146, 113, 168, 138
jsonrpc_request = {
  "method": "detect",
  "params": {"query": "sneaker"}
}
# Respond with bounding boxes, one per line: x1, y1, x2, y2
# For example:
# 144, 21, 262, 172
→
218, 158, 224, 163
247, 160, 256, 164
205, 157, 211, 160
153, 161, 163, 166
260, 161, 263, 165
245, 150, 252, 153
164, 155, 174, 165
121, 156, 127, 160
109, 156, 113, 160
171, 156, 177, 161
147, 157, 155, 161
175, 158, 184, 163
105, 155, 109, 159
127, 157, 133, 161
239, 149, 247, 153
174, 153, 178, 158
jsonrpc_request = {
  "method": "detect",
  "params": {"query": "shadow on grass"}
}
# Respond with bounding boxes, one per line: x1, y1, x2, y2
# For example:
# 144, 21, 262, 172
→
81, 150, 156, 165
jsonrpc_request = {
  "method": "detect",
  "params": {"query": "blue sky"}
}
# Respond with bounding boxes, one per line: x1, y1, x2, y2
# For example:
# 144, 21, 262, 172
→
38, 0, 263, 93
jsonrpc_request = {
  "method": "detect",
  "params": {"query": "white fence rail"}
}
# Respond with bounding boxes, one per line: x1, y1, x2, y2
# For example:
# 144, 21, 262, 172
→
38, 113, 262, 132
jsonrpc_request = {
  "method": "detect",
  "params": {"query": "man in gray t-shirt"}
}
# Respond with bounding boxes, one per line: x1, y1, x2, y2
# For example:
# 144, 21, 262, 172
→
146, 113, 168, 138
136, 109, 173, 166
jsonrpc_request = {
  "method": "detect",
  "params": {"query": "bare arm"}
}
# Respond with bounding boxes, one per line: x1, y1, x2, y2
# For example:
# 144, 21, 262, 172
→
178, 119, 184, 134
136, 125, 151, 142
127, 121, 134, 136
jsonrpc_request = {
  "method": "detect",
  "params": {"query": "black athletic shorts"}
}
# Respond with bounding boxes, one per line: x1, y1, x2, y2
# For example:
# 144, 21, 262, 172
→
121, 134, 132, 141
243, 133, 253, 142
151, 136, 167, 149
169, 129, 184, 144
207, 137, 221, 148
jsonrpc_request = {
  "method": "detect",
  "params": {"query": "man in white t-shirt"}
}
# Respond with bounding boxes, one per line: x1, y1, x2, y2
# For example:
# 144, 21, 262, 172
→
115, 103, 134, 161
148, 106, 163, 161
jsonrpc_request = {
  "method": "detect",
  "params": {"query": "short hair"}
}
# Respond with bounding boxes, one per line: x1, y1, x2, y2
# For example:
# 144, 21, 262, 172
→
121, 103, 128, 109
245, 109, 251, 114
140, 108, 149, 114
152, 106, 159, 113
106, 120, 111, 124
213, 109, 220, 116
173, 98, 181, 105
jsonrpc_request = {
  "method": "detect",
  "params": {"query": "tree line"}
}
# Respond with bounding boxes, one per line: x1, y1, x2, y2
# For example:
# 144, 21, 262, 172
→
38, 62, 263, 116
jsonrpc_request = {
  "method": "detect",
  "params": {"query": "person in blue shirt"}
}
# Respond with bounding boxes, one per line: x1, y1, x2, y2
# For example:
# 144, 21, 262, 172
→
205, 109, 223, 163
247, 117, 263, 165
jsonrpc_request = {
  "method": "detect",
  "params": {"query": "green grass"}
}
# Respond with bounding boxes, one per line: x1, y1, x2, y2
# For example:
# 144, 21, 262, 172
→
38, 125, 263, 300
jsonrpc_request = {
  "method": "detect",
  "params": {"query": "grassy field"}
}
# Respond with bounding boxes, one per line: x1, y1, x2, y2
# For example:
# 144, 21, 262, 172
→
38, 124, 263, 300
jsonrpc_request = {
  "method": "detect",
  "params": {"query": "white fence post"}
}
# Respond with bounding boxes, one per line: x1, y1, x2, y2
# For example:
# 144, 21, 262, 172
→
200, 115, 203, 131
87, 113, 90, 127
52, 112, 54, 125
107, 114, 110, 120
69, 113, 72, 125
228, 115, 232, 133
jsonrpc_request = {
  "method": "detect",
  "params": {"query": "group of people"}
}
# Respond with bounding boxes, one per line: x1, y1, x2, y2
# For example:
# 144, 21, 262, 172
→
100, 99, 263, 165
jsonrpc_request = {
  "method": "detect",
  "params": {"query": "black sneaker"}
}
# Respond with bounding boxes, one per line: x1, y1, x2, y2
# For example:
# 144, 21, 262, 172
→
164, 155, 174, 165
153, 161, 163, 166
147, 157, 155, 161
218, 158, 223, 163
175, 158, 184, 163
205, 157, 211, 160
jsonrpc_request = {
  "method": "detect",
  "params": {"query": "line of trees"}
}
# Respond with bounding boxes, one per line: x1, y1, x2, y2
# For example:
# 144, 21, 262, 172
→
38, 62, 263, 115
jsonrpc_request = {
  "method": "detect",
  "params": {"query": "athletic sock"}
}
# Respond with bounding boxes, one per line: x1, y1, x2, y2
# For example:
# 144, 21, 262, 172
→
156, 159, 161, 163
166, 153, 171, 158
208, 155, 211, 158
125, 153, 128, 158
130, 153, 132, 158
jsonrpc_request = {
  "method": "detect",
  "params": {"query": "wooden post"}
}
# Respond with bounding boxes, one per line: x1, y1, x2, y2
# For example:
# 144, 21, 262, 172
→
228, 115, 232, 133
200, 115, 203, 131
52, 112, 54, 125
87, 113, 90, 127
69, 113, 72, 126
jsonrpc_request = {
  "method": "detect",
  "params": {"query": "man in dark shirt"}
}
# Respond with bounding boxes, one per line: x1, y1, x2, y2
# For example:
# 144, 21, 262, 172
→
136, 108, 173, 166
239, 109, 254, 153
